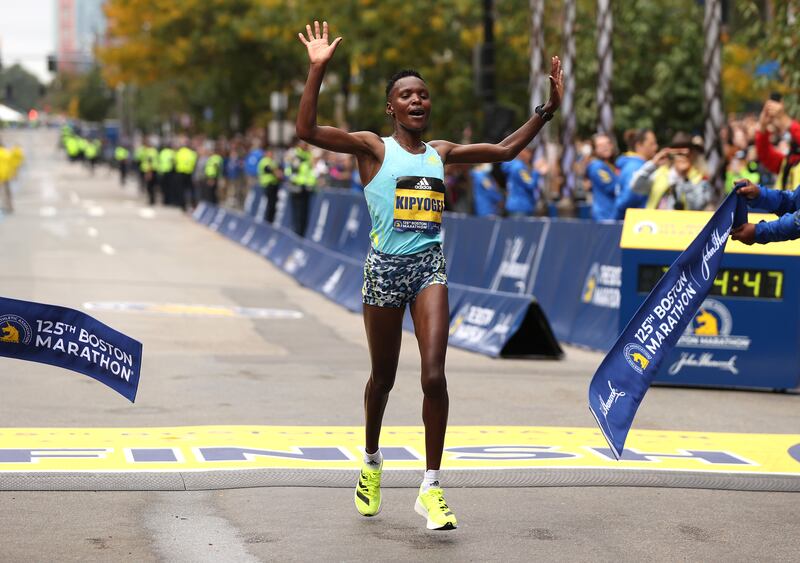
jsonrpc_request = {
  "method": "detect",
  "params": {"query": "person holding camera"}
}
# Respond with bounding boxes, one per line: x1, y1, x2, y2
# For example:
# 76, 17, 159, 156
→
626, 133, 710, 210
755, 96, 800, 191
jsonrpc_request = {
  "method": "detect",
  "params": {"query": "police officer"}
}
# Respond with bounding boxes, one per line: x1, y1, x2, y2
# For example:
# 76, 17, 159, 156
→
202, 144, 224, 204
139, 138, 159, 205
175, 138, 198, 210
114, 143, 130, 186
257, 149, 281, 223
284, 140, 316, 235
84, 138, 101, 174
64, 132, 81, 162
158, 141, 177, 206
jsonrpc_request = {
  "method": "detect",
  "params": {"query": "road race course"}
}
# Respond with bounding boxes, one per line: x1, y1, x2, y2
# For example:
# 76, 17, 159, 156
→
0, 129, 797, 561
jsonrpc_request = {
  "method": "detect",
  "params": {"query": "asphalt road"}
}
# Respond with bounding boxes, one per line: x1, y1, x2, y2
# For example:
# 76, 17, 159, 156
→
0, 129, 797, 562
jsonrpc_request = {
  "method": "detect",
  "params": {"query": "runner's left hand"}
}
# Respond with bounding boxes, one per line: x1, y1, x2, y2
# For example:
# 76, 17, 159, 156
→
543, 56, 563, 113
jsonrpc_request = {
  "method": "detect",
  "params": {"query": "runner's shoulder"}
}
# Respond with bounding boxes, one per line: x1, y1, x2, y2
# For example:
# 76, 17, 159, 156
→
351, 131, 384, 160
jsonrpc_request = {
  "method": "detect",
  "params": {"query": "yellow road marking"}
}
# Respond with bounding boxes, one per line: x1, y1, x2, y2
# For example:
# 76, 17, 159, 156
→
0, 426, 796, 475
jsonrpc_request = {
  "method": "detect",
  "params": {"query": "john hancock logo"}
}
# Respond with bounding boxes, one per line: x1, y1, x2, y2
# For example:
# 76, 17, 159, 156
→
0, 314, 33, 345
623, 343, 652, 375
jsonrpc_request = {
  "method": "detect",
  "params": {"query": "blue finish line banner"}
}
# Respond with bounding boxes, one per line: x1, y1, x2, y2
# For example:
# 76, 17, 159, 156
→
588, 191, 748, 459
0, 297, 142, 402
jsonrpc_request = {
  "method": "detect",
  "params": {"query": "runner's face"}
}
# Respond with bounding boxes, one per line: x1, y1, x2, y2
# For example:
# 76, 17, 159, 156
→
387, 77, 431, 133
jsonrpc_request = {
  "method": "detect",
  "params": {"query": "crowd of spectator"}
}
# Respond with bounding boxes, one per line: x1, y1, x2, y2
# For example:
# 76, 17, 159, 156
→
61, 95, 800, 226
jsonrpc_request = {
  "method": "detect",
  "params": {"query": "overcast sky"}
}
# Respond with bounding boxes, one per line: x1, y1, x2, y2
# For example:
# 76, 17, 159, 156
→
0, 0, 56, 82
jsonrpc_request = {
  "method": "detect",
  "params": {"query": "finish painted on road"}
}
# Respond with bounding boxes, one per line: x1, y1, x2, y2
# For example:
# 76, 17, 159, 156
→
0, 426, 797, 475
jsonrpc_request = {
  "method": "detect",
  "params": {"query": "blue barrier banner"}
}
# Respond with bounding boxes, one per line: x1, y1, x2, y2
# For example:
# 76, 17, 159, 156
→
195, 204, 561, 358
441, 215, 499, 286
0, 296, 142, 402
480, 219, 546, 293
447, 285, 532, 357
305, 191, 371, 259
532, 221, 622, 351
588, 192, 747, 459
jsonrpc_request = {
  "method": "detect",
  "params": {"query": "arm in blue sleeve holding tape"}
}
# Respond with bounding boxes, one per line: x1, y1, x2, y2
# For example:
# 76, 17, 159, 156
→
750, 184, 800, 215
750, 183, 800, 243
731, 180, 800, 244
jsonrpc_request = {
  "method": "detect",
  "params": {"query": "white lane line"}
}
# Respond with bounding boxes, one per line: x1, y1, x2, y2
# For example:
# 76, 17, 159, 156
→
100, 244, 116, 255
87, 206, 105, 217
39, 206, 57, 217
138, 208, 156, 219
87, 227, 99, 238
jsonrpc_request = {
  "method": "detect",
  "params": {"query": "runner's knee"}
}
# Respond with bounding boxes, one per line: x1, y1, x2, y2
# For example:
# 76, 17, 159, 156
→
369, 372, 395, 395
421, 371, 447, 398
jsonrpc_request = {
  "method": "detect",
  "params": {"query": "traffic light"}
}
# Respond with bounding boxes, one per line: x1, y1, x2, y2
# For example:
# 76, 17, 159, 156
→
47, 55, 57, 73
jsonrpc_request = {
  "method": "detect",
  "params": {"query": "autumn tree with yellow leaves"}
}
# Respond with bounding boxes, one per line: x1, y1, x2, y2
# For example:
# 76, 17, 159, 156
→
95, 0, 788, 140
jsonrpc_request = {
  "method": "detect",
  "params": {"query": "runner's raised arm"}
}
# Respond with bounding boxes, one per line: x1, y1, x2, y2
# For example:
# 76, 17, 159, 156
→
296, 21, 383, 164
431, 56, 564, 165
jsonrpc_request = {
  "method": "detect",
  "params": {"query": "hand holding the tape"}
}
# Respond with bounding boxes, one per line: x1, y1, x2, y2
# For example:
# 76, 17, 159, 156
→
734, 179, 760, 200
731, 223, 756, 245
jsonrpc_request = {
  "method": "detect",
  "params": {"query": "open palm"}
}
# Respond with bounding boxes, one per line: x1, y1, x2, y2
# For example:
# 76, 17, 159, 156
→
298, 21, 342, 65
547, 56, 564, 110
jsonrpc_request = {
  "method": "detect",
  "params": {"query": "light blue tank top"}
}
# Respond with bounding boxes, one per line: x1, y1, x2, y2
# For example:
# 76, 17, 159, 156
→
363, 137, 445, 255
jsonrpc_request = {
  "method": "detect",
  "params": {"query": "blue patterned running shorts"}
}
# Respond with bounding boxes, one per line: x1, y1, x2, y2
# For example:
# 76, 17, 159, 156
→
362, 244, 448, 308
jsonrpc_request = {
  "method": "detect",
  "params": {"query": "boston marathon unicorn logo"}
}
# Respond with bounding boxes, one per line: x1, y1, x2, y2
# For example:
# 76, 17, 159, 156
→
623, 343, 652, 375
581, 264, 599, 303
0, 314, 33, 345
0, 323, 19, 343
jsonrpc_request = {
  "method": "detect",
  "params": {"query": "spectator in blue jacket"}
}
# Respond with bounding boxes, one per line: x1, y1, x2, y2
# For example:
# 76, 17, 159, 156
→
614, 129, 659, 219
586, 133, 619, 221
244, 138, 265, 191
470, 164, 503, 217
731, 179, 800, 244
501, 146, 539, 217
614, 129, 639, 171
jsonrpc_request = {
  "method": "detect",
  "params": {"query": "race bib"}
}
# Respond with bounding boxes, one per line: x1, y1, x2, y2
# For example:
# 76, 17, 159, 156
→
393, 176, 446, 234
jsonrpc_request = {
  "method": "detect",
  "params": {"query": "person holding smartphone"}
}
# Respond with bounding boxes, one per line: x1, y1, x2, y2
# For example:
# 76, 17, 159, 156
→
755, 94, 800, 192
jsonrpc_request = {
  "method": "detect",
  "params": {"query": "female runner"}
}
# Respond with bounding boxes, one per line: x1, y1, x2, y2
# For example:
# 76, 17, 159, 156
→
296, 20, 562, 530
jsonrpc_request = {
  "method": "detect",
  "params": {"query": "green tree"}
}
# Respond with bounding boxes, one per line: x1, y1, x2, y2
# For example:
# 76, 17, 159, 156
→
0, 64, 43, 113
77, 66, 115, 122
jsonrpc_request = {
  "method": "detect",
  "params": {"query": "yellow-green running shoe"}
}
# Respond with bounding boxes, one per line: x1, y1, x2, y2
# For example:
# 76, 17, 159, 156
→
414, 486, 458, 530
354, 462, 382, 516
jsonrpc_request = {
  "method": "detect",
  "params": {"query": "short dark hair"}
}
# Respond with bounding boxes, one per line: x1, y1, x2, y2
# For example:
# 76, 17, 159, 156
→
630, 128, 653, 149
386, 70, 424, 99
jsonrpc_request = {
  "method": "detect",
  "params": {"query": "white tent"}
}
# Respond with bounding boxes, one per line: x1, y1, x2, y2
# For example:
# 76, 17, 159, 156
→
0, 104, 25, 123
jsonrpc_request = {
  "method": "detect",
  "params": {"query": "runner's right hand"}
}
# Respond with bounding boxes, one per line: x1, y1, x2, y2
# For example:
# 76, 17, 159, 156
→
298, 20, 342, 65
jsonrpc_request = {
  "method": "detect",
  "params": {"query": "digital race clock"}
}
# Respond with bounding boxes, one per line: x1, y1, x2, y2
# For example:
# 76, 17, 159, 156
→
637, 265, 784, 300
